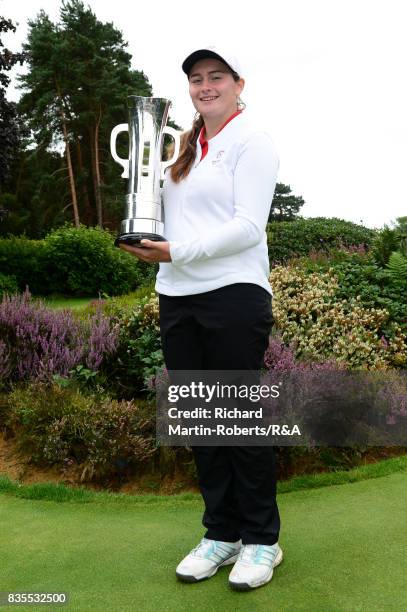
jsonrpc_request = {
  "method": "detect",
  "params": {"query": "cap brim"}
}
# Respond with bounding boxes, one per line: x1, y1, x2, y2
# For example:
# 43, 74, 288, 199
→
182, 49, 234, 76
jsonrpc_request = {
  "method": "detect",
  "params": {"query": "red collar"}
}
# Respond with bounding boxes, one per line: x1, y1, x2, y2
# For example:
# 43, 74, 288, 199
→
199, 110, 242, 161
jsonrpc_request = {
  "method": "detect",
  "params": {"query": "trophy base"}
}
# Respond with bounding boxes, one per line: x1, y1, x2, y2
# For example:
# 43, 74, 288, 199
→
114, 232, 166, 248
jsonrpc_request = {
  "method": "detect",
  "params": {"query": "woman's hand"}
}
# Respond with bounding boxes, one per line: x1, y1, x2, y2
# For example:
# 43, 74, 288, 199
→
119, 239, 172, 263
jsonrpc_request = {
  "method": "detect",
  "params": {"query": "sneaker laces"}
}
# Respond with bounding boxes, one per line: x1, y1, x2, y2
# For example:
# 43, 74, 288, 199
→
190, 538, 239, 560
237, 544, 258, 564
237, 544, 277, 566
190, 538, 215, 559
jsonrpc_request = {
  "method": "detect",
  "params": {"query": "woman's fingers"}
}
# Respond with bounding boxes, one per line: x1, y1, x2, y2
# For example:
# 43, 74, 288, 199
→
119, 243, 145, 255
118, 240, 171, 262
140, 240, 172, 262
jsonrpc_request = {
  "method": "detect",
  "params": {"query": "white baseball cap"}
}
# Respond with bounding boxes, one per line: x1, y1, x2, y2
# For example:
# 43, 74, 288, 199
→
182, 45, 242, 77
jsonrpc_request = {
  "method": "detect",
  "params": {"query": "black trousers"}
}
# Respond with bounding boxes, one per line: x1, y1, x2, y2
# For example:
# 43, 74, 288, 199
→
158, 283, 281, 545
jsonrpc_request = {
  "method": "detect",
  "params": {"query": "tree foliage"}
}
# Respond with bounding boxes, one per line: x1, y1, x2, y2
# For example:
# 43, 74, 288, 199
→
0, 16, 27, 185
393, 216, 407, 256
16, 0, 153, 229
269, 182, 305, 222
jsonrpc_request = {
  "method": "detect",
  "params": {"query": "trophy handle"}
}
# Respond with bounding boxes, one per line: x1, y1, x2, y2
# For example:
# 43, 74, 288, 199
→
161, 126, 181, 180
110, 123, 129, 179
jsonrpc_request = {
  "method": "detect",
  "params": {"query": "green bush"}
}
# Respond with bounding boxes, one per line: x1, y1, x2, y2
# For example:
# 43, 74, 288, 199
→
0, 273, 18, 299
267, 217, 376, 263
97, 292, 163, 400
3, 381, 156, 482
294, 250, 407, 335
371, 226, 400, 267
0, 236, 47, 294
40, 224, 149, 296
386, 252, 407, 282
0, 225, 157, 297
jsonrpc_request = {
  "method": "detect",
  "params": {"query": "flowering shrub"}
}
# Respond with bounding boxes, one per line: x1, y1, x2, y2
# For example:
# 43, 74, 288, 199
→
130, 292, 161, 332
99, 292, 163, 400
0, 289, 120, 386
269, 264, 407, 369
264, 335, 343, 373
296, 250, 406, 334
146, 365, 169, 395
4, 382, 156, 482
121, 293, 163, 391
263, 335, 407, 441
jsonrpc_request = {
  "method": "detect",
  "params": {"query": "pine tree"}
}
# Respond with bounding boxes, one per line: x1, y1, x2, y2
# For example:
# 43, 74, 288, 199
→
17, 1, 152, 228
0, 16, 26, 187
268, 183, 305, 222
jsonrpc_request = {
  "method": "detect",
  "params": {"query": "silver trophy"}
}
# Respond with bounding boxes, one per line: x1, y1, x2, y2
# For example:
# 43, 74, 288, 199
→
110, 96, 180, 247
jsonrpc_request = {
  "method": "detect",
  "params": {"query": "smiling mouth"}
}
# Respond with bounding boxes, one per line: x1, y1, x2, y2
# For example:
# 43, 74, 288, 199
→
200, 96, 219, 101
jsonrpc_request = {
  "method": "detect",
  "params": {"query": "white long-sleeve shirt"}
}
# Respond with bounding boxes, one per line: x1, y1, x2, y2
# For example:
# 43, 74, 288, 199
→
155, 111, 280, 296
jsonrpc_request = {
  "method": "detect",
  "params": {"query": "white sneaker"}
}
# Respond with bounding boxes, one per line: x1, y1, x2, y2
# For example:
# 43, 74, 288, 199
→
176, 537, 242, 583
228, 542, 283, 590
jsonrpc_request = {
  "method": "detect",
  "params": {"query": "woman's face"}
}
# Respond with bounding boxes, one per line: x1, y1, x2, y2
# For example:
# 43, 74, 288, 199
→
188, 58, 244, 121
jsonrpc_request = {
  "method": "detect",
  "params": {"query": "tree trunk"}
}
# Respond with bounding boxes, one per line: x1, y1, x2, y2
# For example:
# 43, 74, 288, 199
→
62, 123, 80, 228
55, 81, 80, 228
93, 104, 103, 228
89, 127, 99, 227
76, 140, 92, 224
14, 154, 25, 198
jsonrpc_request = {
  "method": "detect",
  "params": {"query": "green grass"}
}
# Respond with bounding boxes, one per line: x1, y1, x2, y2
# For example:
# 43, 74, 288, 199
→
32, 284, 156, 311
33, 295, 97, 310
0, 457, 407, 610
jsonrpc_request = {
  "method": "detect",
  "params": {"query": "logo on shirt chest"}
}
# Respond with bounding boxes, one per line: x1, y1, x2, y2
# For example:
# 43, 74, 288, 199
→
211, 150, 225, 166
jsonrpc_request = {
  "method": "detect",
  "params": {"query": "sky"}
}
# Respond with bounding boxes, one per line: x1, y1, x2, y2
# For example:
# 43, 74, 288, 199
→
1, 0, 406, 229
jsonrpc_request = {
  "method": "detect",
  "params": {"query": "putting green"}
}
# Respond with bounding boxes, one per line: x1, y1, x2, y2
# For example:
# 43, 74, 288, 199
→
0, 470, 406, 611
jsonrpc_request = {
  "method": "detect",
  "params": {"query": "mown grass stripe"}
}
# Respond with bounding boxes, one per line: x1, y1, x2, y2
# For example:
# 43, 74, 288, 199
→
0, 454, 406, 505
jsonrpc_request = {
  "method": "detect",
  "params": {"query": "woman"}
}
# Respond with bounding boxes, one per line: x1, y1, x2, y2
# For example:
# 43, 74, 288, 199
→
120, 45, 282, 591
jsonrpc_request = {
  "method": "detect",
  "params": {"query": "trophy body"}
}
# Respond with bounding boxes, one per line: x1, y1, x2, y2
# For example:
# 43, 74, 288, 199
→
110, 96, 180, 247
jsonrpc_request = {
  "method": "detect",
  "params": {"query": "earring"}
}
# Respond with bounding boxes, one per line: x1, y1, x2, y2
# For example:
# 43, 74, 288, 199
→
237, 96, 246, 110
